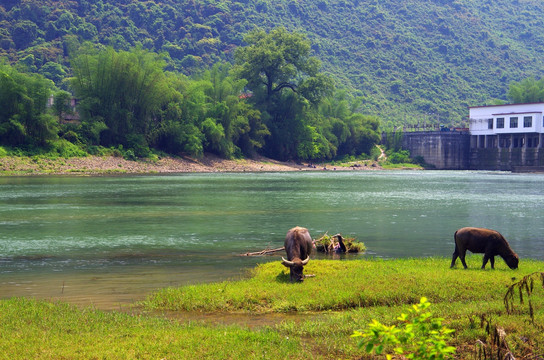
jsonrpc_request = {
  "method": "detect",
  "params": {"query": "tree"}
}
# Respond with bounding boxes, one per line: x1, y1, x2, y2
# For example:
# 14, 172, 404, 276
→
508, 77, 544, 103
51, 90, 72, 121
234, 27, 334, 160
0, 62, 57, 146
70, 45, 168, 150
200, 63, 267, 158
317, 90, 381, 159
39, 62, 67, 86
234, 27, 332, 103
149, 72, 205, 157
10, 20, 39, 49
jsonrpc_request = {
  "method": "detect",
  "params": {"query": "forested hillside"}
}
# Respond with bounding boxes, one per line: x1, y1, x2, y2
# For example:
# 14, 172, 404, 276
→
2, 0, 544, 127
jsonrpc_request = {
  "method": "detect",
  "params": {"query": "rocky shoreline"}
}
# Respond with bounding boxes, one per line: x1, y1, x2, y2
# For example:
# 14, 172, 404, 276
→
0, 154, 383, 175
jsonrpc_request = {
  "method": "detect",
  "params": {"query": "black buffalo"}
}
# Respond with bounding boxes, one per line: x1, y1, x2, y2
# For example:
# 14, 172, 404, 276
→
450, 227, 519, 269
281, 226, 313, 282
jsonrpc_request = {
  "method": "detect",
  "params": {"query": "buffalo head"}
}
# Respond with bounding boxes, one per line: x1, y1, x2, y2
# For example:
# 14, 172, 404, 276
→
281, 256, 310, 282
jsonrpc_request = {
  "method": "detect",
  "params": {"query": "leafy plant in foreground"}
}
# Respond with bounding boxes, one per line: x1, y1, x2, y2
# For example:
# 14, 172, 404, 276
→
352, 297, 456, 359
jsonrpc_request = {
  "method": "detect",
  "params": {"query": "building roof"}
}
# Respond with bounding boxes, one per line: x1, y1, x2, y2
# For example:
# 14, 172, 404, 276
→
469, 102, 544, 109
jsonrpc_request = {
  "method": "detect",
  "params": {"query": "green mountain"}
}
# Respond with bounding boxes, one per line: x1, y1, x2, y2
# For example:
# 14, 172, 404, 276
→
2, 0, 544, 128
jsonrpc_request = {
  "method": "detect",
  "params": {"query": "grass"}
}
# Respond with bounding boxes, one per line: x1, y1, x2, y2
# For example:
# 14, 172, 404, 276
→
0, 298, 306, 360
1, 257, 543, 359
144, 257, 529, 312
381, 162, 424, 169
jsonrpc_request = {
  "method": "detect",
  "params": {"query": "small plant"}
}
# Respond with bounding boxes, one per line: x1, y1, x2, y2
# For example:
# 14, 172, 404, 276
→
504, 271, 544, 328
475, 315, 515, 360
352, 297, 456, 359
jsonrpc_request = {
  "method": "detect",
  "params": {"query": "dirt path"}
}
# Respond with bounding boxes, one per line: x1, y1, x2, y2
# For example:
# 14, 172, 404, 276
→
376, 145, 387, 162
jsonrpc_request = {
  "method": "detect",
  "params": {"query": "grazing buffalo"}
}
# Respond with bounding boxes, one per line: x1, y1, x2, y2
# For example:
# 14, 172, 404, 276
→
281, 226, 313, 282
450, 227, 519, 269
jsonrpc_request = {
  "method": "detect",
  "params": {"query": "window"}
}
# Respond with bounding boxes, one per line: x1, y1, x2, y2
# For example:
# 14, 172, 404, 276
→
488, 118, 493, 129
496, 117, 505, 128
510, 117, 518, 128
524, 116, 533, 128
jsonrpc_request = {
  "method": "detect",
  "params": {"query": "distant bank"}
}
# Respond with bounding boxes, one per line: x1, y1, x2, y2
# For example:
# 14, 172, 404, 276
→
0, 154, 385, 176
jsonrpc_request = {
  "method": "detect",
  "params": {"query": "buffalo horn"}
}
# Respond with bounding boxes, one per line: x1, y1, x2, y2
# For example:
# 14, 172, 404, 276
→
301, 256, 310, 265
281, 257, 294, 266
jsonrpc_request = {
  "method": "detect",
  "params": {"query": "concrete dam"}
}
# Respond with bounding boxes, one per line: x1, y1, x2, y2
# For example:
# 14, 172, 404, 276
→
400, 131, 544, 171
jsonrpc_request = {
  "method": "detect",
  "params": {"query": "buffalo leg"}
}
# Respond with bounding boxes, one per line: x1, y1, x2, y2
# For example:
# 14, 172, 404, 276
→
451, 243, 460, 268
489, 256, 495, 269
450, 251, 458, 268
481, 254, 492, 269
459, 251, 468, 269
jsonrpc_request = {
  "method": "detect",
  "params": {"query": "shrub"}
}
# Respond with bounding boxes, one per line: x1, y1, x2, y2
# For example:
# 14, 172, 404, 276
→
50, 139, 87, 158
352, 297, 456, 360
386, 149, 412, 164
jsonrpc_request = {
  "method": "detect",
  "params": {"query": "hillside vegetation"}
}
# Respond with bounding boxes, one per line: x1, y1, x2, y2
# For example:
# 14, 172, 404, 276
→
2, 0, 544, 127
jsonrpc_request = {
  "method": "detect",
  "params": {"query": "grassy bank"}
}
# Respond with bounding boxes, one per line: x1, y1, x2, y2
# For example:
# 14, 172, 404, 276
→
1, 257, 543, 359
144, 257, 525, 312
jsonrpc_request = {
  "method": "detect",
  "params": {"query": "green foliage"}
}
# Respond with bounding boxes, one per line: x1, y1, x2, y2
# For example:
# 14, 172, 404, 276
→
507, 77, 544, 103
233, 28, 379, 161
0, 62, 57, 147
352, 297, 456, 359
51, 90, 72, 121
39, 62, 67, 86
234, 27, 331, 102
70, 45, 167, 149
314, 234, 366, 253
383, 130, 404, 152
387, 149, 412, 164
48, 139, 87, 157
234, 27, 343, 161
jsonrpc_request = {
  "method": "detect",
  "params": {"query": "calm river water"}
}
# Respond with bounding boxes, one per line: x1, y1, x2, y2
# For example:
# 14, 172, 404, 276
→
1, 170, 543, 309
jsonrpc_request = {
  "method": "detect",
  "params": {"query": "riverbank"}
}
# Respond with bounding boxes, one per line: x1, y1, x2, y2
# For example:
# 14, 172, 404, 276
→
0, 153, 385, 175
2, 257, 543, 359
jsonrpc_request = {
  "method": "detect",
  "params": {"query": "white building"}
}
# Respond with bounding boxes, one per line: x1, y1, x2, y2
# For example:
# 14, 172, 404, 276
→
469, 103, 544, 149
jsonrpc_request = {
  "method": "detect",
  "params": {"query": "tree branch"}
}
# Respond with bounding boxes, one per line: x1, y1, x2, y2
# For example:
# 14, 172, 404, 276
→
273, 82, 297, 93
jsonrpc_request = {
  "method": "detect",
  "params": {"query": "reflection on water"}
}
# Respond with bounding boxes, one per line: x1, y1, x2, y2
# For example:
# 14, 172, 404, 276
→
1, 171, 544, 309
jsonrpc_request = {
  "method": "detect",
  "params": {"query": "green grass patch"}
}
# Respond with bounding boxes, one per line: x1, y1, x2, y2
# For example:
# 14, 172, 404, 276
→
0, 297, 311, 360
145, 257, 533, 313
381, 162, 423, 169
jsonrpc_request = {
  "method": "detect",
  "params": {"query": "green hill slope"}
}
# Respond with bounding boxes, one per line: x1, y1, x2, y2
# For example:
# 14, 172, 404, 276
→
2, 0, 544, 127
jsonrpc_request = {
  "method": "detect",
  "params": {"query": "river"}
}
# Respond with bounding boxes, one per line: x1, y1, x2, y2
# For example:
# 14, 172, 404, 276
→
1, 170, 543, 309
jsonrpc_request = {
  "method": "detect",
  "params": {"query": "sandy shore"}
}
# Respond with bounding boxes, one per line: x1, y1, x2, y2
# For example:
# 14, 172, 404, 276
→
0, 154, 383, 175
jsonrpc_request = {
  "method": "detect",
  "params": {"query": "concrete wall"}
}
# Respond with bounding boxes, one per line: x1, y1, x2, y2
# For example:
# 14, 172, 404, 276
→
469, 147, 544, 171
401, 131, 470, 170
